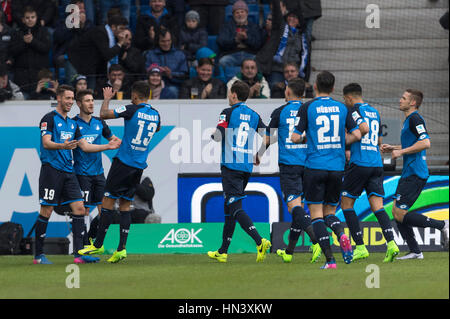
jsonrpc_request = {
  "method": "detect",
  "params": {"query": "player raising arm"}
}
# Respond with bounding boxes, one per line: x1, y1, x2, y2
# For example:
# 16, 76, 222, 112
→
79, 82, 161, 263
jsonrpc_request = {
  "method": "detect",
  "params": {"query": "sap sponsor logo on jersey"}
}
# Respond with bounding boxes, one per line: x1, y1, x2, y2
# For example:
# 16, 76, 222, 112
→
60, 131, 74, 140
158, 228, 203, 248
83, 134, 98, 144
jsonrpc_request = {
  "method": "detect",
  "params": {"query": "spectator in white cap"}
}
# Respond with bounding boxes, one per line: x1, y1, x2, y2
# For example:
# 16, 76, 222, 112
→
179, 10, 207, 63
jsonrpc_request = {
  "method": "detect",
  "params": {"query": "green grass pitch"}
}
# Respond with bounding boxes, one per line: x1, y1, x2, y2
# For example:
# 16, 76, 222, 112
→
0, 252, 448, 299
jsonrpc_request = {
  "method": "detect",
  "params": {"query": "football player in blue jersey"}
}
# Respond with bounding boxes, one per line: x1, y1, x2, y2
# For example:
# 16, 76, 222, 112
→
381, 89, 449, 259
73, 89, 121, 247
79, 81, 161, 263
340, 83, 400, 262
290, 71, 363, 269
207, 80, 271, 263
255, 78, 322, 264
36, 85, 119, 265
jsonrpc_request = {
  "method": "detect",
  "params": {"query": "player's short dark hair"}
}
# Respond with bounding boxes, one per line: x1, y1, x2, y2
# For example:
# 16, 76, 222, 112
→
405, 88, 423, 107
343, 83, 363, 97
76, 89, 94, 102
287, 78, 305, 97
132, 81, 150, 100
315, 71, 335, 94
230, 80, 250, 102
107, 14, 128, 27
57, 85, 75, 97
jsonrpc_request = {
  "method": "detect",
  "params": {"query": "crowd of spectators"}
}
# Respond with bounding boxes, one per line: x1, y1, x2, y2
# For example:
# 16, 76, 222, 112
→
0, 0, 322, 102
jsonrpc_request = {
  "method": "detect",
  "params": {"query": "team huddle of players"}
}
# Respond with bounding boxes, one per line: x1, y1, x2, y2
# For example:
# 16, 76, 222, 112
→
207, 71, 449, 269
33, 71, 448, 268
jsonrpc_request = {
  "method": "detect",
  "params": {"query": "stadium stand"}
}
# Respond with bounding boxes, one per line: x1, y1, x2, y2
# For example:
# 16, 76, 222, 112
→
311, 0, 449, 167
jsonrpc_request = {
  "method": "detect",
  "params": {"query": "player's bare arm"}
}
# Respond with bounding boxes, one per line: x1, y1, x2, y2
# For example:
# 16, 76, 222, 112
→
42, 134, 78, 150
100, 87, 117, 120
78, 136, 121, 153
391, 138, 431, 160
291, 131, 306, 144
345, 128, 362, 145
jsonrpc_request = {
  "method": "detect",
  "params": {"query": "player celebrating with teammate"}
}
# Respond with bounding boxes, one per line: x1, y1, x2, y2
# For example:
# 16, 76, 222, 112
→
340, 83, 400, 262
79, 81, 161, 263
36, 85, 120, 265
291, 71, 363, 269
256, 78, 321, 263
207, 81, 271, 263
381, 89, 449, 259
73, 89, 121, 246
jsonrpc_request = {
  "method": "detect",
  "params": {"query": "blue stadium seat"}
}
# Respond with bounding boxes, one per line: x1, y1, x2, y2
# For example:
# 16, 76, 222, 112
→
207, 35, 219, 54
263, 4, 271, 21
129, 6, 137, 33
224, 66, 241, 83
139, 5, 151, 17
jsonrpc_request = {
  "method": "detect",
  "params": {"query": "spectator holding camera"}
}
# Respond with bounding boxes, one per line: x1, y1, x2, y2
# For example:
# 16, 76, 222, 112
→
29, 68, 58, 100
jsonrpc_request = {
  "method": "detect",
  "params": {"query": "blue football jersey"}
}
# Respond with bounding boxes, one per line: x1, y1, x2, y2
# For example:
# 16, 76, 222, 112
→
267, 100, 307, 166
294, 96, 357, 171
72, 115, 113, 176
113, 103, 161, 170
401, 111, 429, 179
349, 103, 383, 168
216, 102, 267, 173
39, 110, 81, 173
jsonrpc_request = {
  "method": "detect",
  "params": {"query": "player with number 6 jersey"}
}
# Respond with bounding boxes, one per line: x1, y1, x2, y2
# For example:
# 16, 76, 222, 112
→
79, 81, 161, 263
208, 80, 271, 263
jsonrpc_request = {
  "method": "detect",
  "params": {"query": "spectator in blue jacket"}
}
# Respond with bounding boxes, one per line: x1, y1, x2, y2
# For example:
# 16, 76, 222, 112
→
144, 28, 188, 98
216, 0, 263, 68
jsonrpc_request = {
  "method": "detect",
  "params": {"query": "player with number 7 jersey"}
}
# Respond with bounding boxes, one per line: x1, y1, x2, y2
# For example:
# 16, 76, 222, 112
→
78, 81, 160, 263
